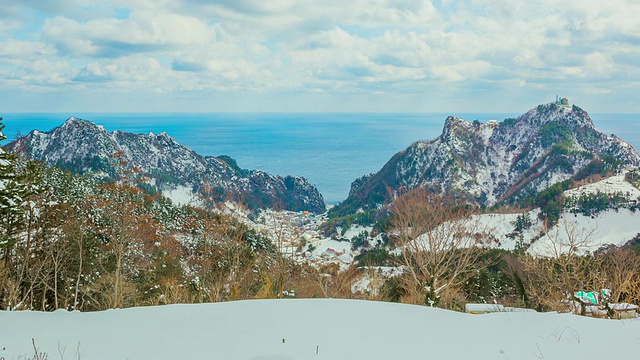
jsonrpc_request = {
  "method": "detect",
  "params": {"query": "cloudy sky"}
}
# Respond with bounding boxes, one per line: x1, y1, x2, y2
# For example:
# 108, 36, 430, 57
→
1, 0, 639, 113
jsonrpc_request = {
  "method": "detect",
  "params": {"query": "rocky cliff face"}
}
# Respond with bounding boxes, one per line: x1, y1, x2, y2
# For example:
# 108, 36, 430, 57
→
8, 117, 326, 213
333, 103, 640, 214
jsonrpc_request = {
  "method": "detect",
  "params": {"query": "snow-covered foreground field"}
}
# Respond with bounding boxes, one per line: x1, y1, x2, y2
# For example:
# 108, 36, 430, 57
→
2, 300, 639, 360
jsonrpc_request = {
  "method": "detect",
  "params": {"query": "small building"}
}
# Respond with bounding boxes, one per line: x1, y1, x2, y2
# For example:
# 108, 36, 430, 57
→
609, 303, 638, 319
487, 119, 498, 128
323, 248, 344, 257
575, 304, 609, 318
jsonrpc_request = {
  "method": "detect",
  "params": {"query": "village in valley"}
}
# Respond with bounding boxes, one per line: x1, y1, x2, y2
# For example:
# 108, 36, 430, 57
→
250, 208, 367, 268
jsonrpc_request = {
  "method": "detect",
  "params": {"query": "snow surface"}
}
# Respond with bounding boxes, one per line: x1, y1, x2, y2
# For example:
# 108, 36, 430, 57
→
311, 238, 352, 256
528, 210, 640, 256
565, 171, 640, 198
472, 208, 640, 256
1, 299, 639, 360
470, 173, 640, 255
163, 184, 199, 206
304, 225, 377, 268
473, 211, 543, 250
351, 267, 403, 295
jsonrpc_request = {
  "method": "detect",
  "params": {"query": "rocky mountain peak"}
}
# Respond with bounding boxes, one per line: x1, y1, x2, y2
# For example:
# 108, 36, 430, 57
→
518, 103, 595, 130
330, 103, 640, 216
441, 116, 473, 141
62, 116, 82, 125
60, 116, 100, 131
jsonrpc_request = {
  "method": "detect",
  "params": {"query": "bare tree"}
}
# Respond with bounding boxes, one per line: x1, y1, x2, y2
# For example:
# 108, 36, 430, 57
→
600, 247, 640, 305
187, 209, 259, 302
521, 218, 603, 313
89, 179, 159, 308
64, 211, 86, 310
390, 188, 493, 307
267, 206, 302, 299
310, 263, 359, 299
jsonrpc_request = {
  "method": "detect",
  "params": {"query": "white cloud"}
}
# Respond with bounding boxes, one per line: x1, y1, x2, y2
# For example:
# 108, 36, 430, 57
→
74, 56, 166, 84
0, 39, 56, 57
0, 11, 24, 34
583, 52, 614, 78
1, 0, 640, 111
42, 11, 216, 57
2, 59, 73, 89
201, 0, 297, 15
582, 86, 612, 95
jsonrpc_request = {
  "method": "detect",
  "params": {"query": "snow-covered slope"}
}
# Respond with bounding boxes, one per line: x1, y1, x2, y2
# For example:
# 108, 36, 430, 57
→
527, 210, 640, 256
474, 208, 640, 253
565, 171, 640, 198
7, 117, 325, 212
1, 299, 639, 360
471, 172, 640, 255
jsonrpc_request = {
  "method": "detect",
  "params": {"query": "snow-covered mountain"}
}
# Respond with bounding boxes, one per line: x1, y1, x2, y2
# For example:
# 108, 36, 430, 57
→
7, 117, 325, 213
334, 103, 640, 214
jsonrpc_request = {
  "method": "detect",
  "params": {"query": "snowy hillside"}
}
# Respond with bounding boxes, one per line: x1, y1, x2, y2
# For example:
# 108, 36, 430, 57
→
474, 171, 640, 255
476, 208, 640, 254
2, 299, 639, 360
564, 171, 640, 199
527, 210, 640, 256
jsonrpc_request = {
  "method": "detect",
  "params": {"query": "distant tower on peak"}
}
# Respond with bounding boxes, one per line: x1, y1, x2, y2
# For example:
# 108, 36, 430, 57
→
555, 95, 569, 107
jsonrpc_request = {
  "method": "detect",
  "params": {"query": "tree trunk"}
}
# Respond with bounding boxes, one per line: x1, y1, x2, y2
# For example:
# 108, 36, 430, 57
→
74, 231, 83, 310
114, 252, 122, 308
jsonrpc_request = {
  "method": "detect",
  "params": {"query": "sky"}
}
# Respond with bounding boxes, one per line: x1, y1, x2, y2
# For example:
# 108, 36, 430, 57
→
1, 0, 640, 113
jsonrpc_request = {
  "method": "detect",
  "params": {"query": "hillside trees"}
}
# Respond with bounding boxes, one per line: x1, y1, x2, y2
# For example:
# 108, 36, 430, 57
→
17, 161, 60, 310
0, 145, 321, 310
0, 118, 30, 267
0, 160, 102, 310
185, 210, 258, 302
533, 179, 573, 226
41, 166, 100, 310
389, 188, 494, 308
0, 146, 177, 310
600, 247, 640, 305
0, 119, 34, 309
84, 153, 191, 308
89, 180, 161, 308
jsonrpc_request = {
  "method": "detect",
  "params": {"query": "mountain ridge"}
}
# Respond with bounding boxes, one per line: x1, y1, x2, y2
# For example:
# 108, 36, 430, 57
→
7, 117, 326, 213
332, 103, 640, 217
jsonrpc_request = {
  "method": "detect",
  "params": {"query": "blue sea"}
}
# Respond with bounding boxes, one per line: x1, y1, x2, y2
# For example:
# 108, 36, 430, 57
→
3, 113, 639, 204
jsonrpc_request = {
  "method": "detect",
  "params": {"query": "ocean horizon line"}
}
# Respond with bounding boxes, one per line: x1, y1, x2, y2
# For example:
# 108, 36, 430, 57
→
4, 112, 639, 204
5, 110, 640, 115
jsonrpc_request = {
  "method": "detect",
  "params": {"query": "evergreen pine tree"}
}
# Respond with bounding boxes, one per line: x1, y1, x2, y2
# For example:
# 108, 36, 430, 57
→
0, 118, 28, 259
